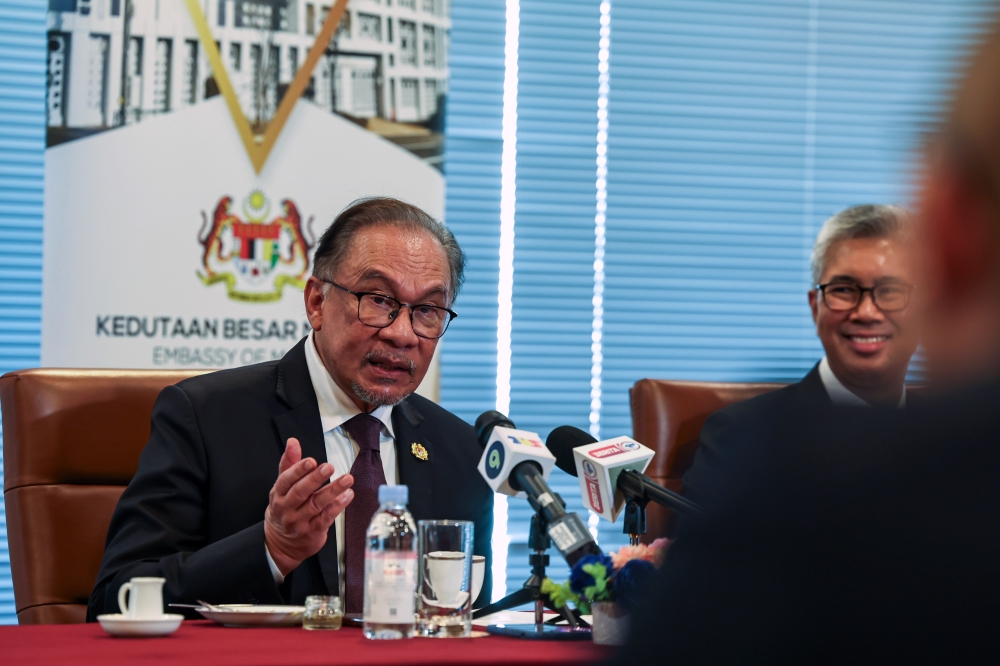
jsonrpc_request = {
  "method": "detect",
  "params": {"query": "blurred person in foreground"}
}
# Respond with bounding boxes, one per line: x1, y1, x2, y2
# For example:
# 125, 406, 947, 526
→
611, 20, 1000, 664
684, 204, 920, 505
89, 197, 493, 619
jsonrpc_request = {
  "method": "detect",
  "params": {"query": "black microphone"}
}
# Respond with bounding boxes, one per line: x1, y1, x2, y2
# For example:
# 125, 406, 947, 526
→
475, 410, 515, 448
547, 426, 703, 517
474, 412, 603, 566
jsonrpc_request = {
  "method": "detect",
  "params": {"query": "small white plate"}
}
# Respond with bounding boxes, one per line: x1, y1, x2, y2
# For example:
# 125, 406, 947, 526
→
196, 604, 305, 627
97, 613, 184, 637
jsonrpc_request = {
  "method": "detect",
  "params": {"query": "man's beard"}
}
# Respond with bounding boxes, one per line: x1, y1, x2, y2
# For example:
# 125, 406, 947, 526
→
351, 381, 409, 407
352, 351, 418, 407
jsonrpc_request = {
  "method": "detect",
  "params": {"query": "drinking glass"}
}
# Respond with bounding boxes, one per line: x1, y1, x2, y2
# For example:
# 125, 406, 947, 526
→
416, 520, 474, 637
303, 595, 343, 630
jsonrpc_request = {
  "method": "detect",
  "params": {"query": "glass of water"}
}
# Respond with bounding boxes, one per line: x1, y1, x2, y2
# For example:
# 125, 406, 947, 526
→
303, 595, 343, 630
416, 520, 474, 638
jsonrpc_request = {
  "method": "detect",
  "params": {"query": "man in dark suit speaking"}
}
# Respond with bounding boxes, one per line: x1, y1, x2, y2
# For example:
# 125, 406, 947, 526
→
683, 204, 919, 504
88, 197, 493, 619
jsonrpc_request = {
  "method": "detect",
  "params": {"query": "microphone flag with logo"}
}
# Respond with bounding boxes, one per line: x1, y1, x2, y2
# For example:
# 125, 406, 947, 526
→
476, 425, 557, 498
559, 433, 655, 523
549, 426, 703, 521
577, 437, 654, 522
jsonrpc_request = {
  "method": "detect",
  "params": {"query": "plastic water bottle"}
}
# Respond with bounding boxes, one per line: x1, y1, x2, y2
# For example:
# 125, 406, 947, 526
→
363, 484, 418, 640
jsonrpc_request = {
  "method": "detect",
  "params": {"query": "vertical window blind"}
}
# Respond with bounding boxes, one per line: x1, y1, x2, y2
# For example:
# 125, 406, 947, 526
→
443, 0, 993, 601
599, 0, 994, 437
507, 0, 602, 586
0, 0, 46, 624
438, 0, 508, 595
439, 0, 505, 424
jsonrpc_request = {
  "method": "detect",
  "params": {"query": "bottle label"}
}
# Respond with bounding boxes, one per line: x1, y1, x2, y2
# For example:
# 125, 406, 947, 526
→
364, 551, 417, 625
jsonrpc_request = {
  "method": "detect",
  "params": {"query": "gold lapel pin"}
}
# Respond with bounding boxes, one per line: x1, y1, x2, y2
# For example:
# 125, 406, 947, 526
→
411, 442, 429, 461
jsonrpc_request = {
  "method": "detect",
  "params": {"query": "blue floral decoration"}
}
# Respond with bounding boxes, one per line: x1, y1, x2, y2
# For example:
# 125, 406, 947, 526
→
612, 559, 657, 613
568, 554, 614, 596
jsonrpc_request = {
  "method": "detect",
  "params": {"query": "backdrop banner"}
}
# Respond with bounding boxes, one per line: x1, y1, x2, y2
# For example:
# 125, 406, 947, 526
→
41, 0, 449, 389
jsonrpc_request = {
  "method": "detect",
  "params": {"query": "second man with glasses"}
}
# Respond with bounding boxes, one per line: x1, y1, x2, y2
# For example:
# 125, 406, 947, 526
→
683, 204, 921, 507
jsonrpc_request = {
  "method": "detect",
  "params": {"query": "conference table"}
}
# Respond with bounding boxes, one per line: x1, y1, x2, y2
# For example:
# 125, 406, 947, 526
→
0, 620, 615, 665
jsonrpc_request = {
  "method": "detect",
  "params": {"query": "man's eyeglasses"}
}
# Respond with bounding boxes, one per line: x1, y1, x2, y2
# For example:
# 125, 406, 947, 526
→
321, 279, 457, 339
815, 281, 914, 313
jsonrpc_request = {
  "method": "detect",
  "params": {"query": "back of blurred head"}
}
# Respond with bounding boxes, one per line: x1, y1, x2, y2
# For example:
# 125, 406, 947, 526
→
920, 18, 1000, 387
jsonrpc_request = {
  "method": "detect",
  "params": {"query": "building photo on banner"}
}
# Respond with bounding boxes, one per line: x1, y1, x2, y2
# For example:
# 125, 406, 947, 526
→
0, 0, 996, 632
42, 0, 450, 373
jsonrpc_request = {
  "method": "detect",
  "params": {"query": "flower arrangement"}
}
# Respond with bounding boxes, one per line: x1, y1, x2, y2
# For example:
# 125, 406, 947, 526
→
542, 539, 670, 615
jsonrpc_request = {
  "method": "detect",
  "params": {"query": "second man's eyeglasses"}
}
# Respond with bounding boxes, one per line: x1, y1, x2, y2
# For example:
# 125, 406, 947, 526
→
815, 281, 913, 312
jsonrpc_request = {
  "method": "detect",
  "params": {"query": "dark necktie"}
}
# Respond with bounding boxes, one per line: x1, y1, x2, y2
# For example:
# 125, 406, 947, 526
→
341, 413, 387, 614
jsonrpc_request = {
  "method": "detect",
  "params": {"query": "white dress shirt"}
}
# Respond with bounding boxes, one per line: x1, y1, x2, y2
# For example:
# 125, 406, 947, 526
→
818, 355, 906, 409
265, 332, 398, 593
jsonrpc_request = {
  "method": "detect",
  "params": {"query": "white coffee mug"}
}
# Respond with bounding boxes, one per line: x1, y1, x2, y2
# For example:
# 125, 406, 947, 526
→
471, 555, 485, 604
118, 577, 166, 619
426, 551, 467, 604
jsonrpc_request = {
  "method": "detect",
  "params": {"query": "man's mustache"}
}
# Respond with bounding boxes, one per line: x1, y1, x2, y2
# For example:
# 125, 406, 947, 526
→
365, 351, 416, 375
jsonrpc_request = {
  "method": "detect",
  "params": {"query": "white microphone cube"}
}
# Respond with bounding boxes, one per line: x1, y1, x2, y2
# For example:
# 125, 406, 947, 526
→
573, 436, 654, 522
477, 426, 556, 498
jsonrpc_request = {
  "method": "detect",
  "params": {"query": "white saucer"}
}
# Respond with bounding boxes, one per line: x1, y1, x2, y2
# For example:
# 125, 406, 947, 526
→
195, 605, 304, 627
97, 613, 184, 637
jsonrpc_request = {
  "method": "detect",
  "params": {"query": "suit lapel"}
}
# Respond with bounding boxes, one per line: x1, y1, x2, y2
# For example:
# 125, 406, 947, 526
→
798, 363, 828, 404
274, 406, 328, 467
274, 339, 328, 461
393, 399, 435, 520
274, 338, 339, 596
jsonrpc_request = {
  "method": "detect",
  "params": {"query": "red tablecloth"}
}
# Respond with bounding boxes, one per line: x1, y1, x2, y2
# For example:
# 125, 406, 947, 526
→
0, 621, 614, 665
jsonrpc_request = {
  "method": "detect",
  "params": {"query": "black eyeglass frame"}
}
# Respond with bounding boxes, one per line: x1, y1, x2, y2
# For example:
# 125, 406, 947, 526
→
814, 281, 914, 313
321, 279, 457, 339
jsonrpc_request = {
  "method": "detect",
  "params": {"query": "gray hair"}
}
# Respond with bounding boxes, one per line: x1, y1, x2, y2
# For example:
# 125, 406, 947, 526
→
810, 204, 911, 285
312, 197, 466, 304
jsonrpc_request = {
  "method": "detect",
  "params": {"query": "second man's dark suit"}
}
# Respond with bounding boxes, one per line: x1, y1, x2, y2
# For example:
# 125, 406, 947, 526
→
683, 363, 830, 506
88, 337, 493, 620
684, 362, 917, 506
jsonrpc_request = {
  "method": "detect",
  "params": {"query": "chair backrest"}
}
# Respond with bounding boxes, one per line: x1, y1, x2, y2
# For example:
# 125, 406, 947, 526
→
629, 378, 786, 541
0, 368, 206, 624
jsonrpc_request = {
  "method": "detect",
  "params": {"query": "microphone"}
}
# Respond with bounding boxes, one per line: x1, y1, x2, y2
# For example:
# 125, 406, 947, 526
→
474, 411, 602, 565
547, 426, 703, 521
474, 410, 557, 498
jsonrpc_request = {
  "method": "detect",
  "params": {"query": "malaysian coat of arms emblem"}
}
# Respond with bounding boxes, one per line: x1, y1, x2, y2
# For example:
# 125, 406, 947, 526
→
197, 190, 315, 302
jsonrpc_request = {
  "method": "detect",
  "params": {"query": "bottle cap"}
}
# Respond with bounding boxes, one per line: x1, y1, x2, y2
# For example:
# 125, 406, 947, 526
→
378, 484, 408, 505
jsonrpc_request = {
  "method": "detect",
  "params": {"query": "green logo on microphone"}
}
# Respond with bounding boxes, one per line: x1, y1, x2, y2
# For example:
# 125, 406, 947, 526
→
485, 442, 505, 479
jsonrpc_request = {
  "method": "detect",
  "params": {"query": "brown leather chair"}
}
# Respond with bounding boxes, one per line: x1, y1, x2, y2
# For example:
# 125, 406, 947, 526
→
629, 378, 786, 542
0, 368, 206, 624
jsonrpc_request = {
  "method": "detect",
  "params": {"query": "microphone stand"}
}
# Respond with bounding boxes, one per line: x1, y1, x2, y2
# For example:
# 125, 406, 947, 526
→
475, 498, 590, 640
617, 470, 702, 545
623, 497, 648, 546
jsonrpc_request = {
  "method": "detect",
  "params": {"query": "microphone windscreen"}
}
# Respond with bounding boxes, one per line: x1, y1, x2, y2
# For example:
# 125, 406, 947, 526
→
475, 410, 516, 448
546, 426, 597, 476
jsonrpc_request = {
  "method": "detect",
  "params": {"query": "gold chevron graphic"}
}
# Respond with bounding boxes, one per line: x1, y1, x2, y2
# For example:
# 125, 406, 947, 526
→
183, 0, 349, 174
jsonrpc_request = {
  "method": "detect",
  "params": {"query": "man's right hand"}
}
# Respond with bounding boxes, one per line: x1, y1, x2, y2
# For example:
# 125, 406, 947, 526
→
264, 438, 354, 577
